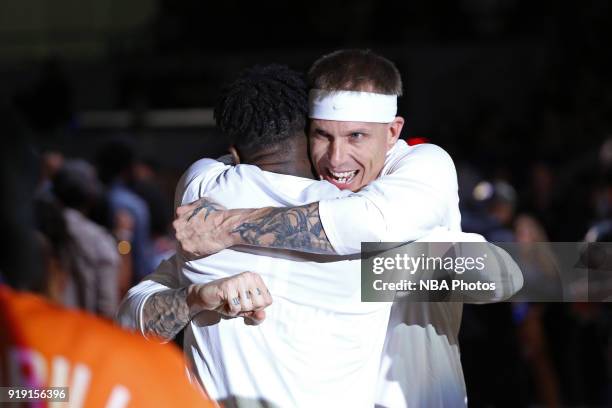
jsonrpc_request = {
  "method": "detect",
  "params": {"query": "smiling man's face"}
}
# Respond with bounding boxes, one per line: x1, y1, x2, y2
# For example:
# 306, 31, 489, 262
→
308, 118, 404, 191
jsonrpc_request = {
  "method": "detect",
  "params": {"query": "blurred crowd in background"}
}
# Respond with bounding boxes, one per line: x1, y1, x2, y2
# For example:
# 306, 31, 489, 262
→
1, 0, 611, 406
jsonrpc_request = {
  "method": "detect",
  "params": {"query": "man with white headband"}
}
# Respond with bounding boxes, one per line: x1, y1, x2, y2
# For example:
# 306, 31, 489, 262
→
175, 49, 459, 256
172, 49, 489, 408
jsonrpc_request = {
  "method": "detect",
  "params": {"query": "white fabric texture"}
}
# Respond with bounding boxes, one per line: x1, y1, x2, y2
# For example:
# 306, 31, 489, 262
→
308, 89, 397, 123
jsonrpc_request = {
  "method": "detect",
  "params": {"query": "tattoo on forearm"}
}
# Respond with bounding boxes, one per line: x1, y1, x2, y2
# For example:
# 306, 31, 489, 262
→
142, 287, 191, 340
188, 199, 223, 222
232, 202, 335, 254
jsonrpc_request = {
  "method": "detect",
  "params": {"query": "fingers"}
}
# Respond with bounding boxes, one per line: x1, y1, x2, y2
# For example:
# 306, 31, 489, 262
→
241, 272, 272, 311
251, 309, 266, 321
236, 279, 254, 314
172, 197, 232, 257
249, 287, 265, 309
248, 283, 268, 309
240, 310, 266, 326
224, 286, 243, 317
175, 200, 198, 217
216, 271, 272, 322
175, 197, 224, 219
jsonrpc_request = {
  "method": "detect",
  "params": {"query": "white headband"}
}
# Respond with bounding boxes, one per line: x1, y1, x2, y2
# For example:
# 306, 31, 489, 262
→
308, 89, 397, 123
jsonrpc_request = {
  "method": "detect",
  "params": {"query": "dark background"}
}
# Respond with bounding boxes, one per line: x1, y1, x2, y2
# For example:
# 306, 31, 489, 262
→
1, 1, 611, 406
2, 1, 610, 192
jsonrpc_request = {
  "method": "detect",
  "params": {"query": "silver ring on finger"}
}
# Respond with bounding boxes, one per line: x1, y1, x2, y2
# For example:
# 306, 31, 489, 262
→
232, 297, 240, 305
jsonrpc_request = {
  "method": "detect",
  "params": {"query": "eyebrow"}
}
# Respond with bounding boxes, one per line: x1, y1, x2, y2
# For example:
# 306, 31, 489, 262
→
344, 128, 370, 135
312, 127, 371, 137
313, 128, 332, 137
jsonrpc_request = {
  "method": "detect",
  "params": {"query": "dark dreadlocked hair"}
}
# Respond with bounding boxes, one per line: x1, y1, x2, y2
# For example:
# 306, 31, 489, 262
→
214, 64, 308, 159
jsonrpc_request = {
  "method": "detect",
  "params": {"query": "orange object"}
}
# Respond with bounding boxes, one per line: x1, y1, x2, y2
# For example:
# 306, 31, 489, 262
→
0, 285, 213, 408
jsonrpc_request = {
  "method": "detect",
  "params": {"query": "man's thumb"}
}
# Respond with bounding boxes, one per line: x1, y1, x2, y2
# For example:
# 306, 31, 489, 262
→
243, 310, 266, 325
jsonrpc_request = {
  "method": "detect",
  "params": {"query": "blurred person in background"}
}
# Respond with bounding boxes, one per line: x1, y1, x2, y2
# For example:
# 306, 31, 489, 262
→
33, 196, 73, 305
131, 158, 175, 267
37, 150, 64, 195
521, 162, 557, 237
514, 214, 563, 299
459, 177, 529, 406
96, 139, 154, 292
586, 162, 612, 245
462, 179, 517, 242
0, 105, 213, 407
562, 203, 612, 407
52, 159, 121, 318
513, 214, 562, 408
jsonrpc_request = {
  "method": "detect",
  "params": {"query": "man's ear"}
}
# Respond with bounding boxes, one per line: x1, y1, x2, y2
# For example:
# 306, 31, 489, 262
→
387, 116, 405, 148
228, 145, 241, 165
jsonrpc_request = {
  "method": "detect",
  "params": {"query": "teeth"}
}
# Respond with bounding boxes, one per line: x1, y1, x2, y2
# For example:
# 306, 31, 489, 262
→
330, 170, 356, 178
329, 169, 357, 184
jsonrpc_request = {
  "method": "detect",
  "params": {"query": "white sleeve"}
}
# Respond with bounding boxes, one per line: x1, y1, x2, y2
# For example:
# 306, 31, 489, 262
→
115, 258, 181, 335
416, 230, 524, 303
319, 144, 459, 255
174, 158, 229, 208
468, 243, 524, 303
456, 240, 524, 303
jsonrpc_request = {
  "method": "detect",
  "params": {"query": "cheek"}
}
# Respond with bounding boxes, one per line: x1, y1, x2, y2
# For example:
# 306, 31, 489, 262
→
309, 140, 325, 163
311, 151, 325, 168
375, 150, 387, 169
361, 147, 386, 177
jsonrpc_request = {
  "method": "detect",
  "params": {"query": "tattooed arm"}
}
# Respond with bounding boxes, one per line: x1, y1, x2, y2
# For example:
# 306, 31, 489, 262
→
174, 198, 335, 258
232, 203, 333, 253
141, 272, 273, 342
141, 287, 192, 341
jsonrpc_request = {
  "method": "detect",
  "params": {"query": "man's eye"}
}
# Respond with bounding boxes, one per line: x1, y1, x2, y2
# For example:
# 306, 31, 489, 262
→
350, 133, 364, 139
314, 130, 330, 139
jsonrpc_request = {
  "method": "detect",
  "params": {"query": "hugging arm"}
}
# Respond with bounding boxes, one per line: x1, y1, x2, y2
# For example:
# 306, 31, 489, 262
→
174, 145, 458, 257
174, 200, 335, 257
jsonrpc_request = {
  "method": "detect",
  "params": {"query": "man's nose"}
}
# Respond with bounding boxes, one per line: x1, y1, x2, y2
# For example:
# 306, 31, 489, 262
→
328, 140, 346, 167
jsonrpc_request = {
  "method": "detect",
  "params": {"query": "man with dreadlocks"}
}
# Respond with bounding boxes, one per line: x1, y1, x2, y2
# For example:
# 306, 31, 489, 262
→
118, 65, 394, 407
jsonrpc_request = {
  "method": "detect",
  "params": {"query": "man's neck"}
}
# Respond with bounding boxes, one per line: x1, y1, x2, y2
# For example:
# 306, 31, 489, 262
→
245, 149, 314, 179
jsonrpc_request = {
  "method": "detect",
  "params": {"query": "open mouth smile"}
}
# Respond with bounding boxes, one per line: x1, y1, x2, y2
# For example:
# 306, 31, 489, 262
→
322, 168, 359, 187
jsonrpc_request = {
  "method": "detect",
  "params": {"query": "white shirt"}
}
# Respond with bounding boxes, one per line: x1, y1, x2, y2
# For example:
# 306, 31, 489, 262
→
120, 158, 392, 408
118, 141, 521, 408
